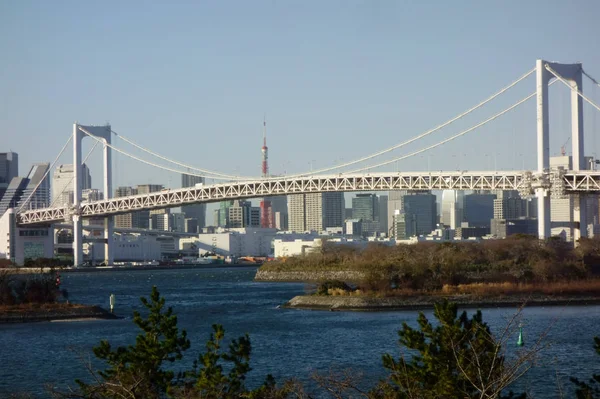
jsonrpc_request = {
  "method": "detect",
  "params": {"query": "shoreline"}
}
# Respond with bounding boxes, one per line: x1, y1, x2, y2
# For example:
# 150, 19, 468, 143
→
2, 263, 259, 274
0, 304, 121, 323
284, 294, 600, 311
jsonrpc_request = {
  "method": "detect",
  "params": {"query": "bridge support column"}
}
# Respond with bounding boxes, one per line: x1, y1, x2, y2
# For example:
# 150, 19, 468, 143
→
72, 123, 83, 266
573, 195, 587, 243
73, 215, 83, 266
536, 60, 551, 239
103, 128, 113, 265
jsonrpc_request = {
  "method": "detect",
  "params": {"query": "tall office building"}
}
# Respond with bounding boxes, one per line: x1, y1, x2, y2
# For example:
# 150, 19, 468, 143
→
0, 152, 18, 202
549, 155, 596, 241
352, 193, 380, 237
181, 173, 205, 230
217, 201, 234, 227
379, 195, 388, 235
138, 185, 167, 225
288, 192, 344, 233
0, 163, 50, 215
464, 192, 496, 228
52, 164, 91, 207
0, 152, 18, 184
228, 200, 257, 228
269, 195, 288, 229
387, 190, 406, 236
114, 186, 137, 228
400, 192, 437, 237
441, 190, 464, 229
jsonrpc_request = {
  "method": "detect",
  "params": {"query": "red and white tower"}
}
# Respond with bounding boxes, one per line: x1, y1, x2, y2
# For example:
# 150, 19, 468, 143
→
260, 117, 273, 228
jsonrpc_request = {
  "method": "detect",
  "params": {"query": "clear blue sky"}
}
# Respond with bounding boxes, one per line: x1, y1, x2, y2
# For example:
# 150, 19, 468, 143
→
2, 1, 600, 196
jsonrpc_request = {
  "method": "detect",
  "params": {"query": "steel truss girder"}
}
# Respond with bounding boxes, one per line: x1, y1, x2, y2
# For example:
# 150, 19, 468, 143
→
17, 171, 529, 225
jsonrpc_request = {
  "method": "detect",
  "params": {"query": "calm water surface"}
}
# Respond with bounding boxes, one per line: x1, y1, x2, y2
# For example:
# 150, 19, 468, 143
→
0, 267, 598, 398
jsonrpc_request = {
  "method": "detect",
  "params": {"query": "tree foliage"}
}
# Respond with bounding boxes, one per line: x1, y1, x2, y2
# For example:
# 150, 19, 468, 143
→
376, 300, 525, 399
59, 286, 292, 399
74, 286, 191, 398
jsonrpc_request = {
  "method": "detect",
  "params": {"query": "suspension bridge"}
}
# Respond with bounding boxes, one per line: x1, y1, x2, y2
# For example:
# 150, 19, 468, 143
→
10, 59, 600, 266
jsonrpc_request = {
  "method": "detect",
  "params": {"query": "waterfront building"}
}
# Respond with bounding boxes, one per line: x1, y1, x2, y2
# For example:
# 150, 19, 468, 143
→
196, 227, 278, 257
181, 174, 206, 228
464, 192, 496, 228
52, 164, 91, 207
0, 208, 53, 265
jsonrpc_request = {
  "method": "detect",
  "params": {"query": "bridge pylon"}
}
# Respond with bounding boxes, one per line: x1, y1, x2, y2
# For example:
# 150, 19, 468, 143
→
72, 123, 113, 266
536, 59, 586, 241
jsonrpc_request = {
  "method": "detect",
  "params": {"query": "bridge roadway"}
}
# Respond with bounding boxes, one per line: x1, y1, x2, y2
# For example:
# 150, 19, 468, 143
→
16, 170, 600, 225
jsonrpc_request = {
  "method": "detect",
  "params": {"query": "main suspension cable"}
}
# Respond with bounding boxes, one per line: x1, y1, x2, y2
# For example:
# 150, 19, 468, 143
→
547, 65, 600, 113
346, 83, 555, 173
286, 67, 536, 177
111, 130, 252, 180
79, 127, 235, 180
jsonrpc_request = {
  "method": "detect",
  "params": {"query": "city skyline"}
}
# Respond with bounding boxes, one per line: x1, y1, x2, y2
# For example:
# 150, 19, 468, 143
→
3, 1, 600, 198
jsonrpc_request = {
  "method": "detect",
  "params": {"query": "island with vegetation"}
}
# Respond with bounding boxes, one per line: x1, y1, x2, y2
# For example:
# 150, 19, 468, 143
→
256, 235, 600, 311
0, 266, 117, 323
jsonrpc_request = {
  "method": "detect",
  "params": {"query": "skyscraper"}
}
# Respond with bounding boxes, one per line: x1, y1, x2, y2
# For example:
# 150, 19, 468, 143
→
0, 152, 18, 202
114, 186, 137, 228
52, 164, 91, 207
401, 192, 437, 237
288, 192, 344, 233
352, 193, 380, 237
0, 163, 50, 215
441, 190, 464, 229
464, 192, 496, 228
387, 190, 406, 235
181, 173, 205, 230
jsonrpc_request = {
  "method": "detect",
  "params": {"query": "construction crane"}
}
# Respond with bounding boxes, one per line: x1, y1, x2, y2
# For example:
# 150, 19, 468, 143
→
560, 137, 571, 156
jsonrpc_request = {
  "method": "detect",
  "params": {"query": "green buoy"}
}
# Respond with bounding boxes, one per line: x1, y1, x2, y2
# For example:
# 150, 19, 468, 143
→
516, 326, 524, 347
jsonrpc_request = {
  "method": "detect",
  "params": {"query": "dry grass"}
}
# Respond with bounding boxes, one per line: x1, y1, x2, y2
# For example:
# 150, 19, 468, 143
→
438, 279, 600, 297
0, 303, 86, 314
342, 279, 600, 298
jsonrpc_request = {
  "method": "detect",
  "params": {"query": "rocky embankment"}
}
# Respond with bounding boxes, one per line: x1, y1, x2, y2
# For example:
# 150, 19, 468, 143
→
284, 295, 600, 311
254, 269, 366, 282
0, 305, 120, 323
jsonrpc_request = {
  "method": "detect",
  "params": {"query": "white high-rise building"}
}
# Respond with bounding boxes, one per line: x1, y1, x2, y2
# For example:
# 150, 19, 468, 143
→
181, 174, 205, 229
52, 164, 91, 207
288, 192, 344, 233
550, 155, 598, 241
441, 190, 463, 229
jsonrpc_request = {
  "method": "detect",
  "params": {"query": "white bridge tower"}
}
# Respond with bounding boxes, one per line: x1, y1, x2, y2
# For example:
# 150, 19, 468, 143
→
536, 59, 586, 241
72, 123, 113, 267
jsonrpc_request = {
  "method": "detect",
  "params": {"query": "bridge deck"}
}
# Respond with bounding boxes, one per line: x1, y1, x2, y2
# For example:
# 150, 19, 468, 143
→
16, 171, 600, 225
